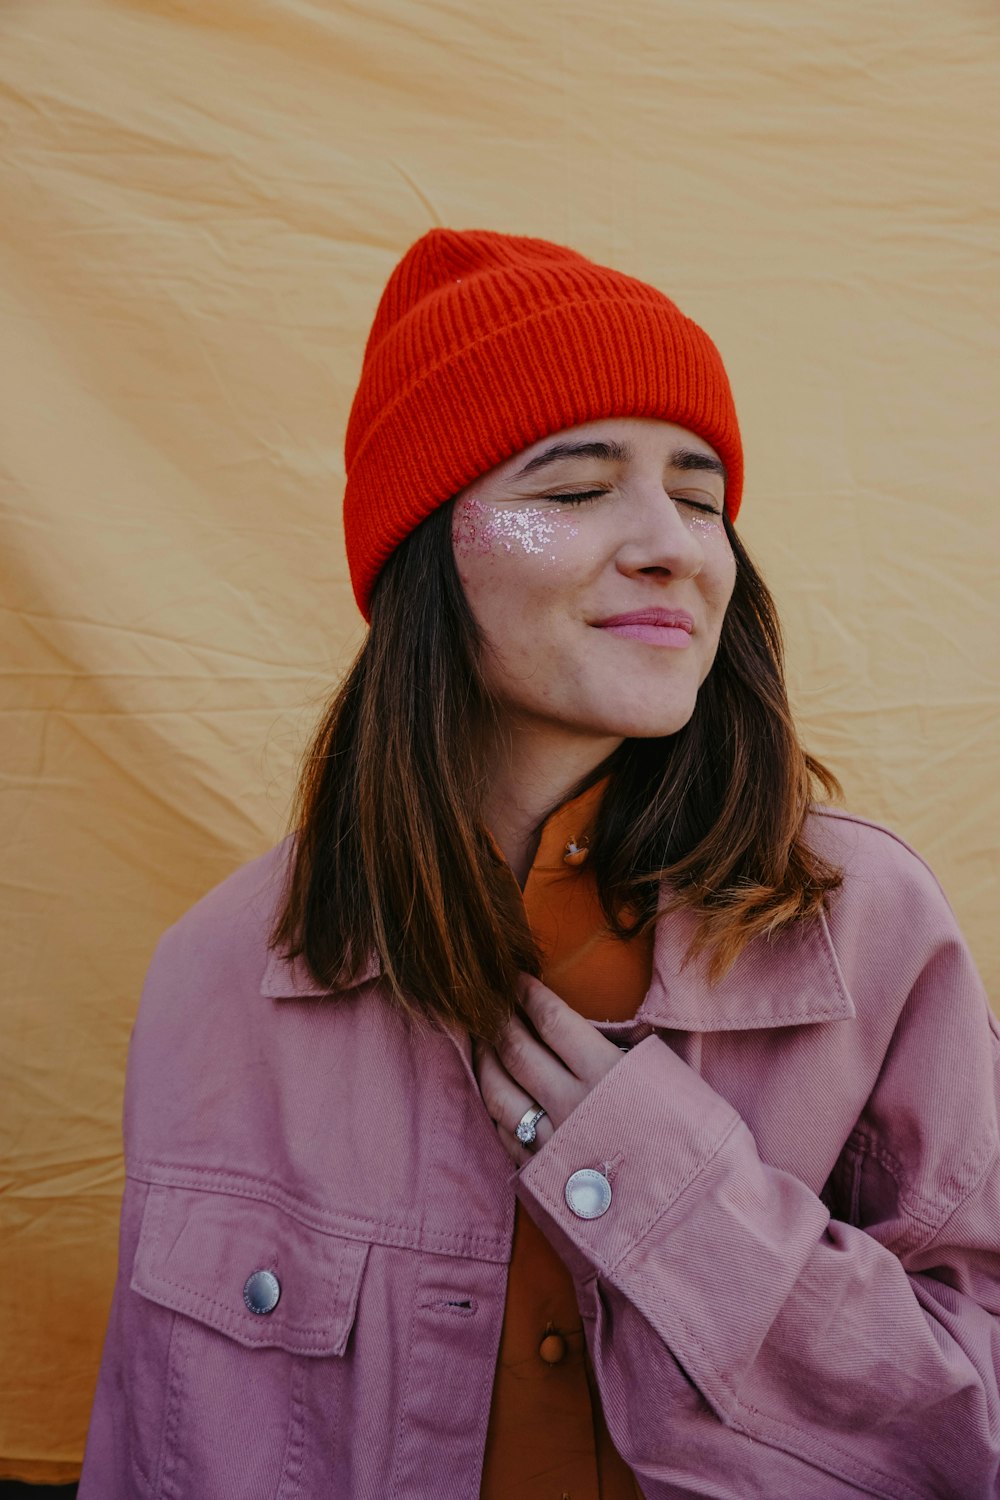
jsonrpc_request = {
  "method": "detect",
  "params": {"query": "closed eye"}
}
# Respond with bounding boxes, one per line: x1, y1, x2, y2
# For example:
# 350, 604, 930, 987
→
547, 489, 723, 516
677, 496, 724, 516
545, 490, 606, 506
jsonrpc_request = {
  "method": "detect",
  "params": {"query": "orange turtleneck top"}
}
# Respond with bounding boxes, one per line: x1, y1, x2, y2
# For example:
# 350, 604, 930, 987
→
480, 776, 650, 1500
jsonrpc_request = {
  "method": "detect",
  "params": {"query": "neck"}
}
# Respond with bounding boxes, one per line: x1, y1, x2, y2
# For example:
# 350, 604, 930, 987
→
482, 720, 621, 887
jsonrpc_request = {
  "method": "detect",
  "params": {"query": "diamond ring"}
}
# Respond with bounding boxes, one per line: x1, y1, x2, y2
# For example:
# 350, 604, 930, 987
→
515, 1104, 547, 1147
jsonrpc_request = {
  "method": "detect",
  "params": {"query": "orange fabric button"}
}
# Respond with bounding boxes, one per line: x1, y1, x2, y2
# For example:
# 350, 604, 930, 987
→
539, 1332, 568, 1365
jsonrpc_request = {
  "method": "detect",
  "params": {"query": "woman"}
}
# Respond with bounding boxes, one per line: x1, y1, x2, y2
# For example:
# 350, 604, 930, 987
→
79, 228, 1000, 1499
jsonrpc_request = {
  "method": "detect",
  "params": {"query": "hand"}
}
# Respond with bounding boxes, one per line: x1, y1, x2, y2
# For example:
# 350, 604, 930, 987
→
472, 973, 626, 1166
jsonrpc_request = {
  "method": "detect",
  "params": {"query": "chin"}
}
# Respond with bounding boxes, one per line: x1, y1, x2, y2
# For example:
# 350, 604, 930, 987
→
591, 703, 698, 740
613, 720, 694, 741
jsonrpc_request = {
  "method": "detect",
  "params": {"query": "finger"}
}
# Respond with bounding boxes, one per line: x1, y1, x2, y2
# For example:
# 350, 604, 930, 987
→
518, 975, 620, 1085
495, 1011, 577, 1103
496, 1116, 554, 1167
475, 1044, 548, 1138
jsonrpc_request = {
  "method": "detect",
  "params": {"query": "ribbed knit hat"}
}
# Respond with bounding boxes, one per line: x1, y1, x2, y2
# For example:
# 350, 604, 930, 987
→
343, 228, 743, 620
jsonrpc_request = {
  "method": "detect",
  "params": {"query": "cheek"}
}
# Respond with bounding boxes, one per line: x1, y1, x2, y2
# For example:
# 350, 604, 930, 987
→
689, 517, 737, 609
452, 495, 580, 565
687, 514, 723, 541
452, 497, 583, 625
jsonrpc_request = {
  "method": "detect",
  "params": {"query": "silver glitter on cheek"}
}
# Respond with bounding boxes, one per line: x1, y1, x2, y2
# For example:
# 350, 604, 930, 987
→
453, 496, 578, 563
686, 513, 727, 542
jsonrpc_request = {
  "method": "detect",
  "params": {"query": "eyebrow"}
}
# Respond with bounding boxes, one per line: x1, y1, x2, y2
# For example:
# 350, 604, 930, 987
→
512, 438, 727, 486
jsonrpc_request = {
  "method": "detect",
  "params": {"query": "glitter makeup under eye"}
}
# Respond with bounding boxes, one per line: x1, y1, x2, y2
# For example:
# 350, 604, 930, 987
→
453, 496, 579, 563
686, 513, 725, 540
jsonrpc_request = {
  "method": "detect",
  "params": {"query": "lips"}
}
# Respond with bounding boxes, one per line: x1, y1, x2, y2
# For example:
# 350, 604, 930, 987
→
593, 607, 695, 649
595, 609, 694, 631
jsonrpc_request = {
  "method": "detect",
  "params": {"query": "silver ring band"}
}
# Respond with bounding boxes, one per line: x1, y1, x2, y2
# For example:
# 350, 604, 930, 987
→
515, 1104, 547, 1147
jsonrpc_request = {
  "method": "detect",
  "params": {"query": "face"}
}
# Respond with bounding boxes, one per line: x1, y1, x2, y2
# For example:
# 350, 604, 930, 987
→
451, 416, 737, 745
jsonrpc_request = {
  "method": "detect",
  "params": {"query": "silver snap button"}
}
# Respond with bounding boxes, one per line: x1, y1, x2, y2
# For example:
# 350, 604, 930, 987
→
243, 1269, 281, 1315
565, 1168, 612, 1219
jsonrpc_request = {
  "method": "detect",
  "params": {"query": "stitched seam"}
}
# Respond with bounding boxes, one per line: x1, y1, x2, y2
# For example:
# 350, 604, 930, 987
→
156, 1309, 188, 1500
142, 1187, 170, 1499
810, 807, 950, 902
328, 1247, 352, 1355
850, 1133, 941, 1228
141, 1268, 349, 1349
388, 1251, 425, 1498
849, 1128, 994, 1228
128, 1242, 155, 1493
527, 1033, 733, 1161
469, 1271, 506, 1499
641, 1004, 853, 1029
911, 1142, 998, 1256
137, 1186, 366, 1351
129, 1164, 508, 1261
848, 1146, 863, 1226
814, 906, 852, 1007
611, 1116, 745, 1274
614, 1125, 996, 1499
529, 1114, 742, 1279
625, 1267, 925, 1500
276, 1359, 307, 1500
128, 1453, 153, 1498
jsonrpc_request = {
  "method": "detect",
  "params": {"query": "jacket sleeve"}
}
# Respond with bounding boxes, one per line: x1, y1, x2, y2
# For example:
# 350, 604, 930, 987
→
515, 887, 1000, 1499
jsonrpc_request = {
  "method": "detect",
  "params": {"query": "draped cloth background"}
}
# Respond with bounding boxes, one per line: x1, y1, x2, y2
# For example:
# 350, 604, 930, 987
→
1, 0, 997, 1481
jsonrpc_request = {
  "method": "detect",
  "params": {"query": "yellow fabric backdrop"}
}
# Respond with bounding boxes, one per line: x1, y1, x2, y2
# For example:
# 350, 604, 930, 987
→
1, 0, 997, 1480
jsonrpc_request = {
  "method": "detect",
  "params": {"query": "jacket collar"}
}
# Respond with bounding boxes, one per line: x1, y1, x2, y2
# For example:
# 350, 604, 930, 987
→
259, 886, 854, 1032
260, 945, 378, 999
637, 886, 854, 1031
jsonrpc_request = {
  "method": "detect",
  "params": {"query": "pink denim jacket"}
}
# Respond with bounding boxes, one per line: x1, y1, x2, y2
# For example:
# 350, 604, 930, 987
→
79, 806, 1000, 1499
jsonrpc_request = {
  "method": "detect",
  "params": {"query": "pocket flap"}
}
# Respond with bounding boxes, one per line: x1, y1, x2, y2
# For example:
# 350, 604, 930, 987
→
131, 1183, 369, 1356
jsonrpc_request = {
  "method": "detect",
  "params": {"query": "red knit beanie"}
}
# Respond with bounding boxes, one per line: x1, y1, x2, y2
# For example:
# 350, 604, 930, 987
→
343, 228, 743, 620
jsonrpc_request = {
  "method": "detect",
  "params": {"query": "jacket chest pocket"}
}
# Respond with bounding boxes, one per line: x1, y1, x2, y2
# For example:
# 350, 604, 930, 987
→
128, 1182, 370, 1500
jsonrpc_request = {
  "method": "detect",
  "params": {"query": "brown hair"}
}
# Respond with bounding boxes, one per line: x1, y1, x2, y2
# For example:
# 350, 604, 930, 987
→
270, 502, 842, 1045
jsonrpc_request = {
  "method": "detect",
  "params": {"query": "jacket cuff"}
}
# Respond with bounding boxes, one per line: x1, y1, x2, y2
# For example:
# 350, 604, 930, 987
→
514, 1032, 744, 1281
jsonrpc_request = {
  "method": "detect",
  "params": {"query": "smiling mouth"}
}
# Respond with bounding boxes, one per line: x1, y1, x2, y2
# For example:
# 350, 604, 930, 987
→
593, 607, 694, 647
596, 621, 693, 647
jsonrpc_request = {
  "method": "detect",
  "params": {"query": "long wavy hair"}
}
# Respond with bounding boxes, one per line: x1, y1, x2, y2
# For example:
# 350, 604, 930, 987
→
270, 500, 842, 1045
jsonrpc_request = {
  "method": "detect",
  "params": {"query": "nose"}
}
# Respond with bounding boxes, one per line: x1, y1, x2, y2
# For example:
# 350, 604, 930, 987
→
614, 485, 706, 583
